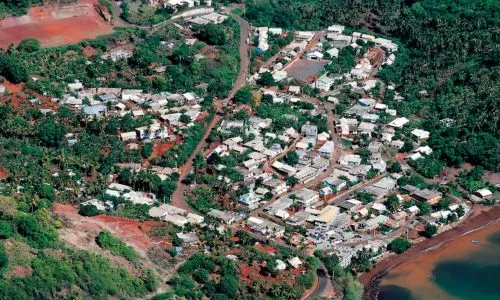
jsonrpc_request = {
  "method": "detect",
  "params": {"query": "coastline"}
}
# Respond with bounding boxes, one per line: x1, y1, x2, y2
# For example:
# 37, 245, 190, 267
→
360, 205, 500, 300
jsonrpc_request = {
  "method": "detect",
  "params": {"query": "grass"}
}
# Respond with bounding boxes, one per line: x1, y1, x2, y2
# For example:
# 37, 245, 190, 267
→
95, 231, 139, 263
231, 8, 243, 15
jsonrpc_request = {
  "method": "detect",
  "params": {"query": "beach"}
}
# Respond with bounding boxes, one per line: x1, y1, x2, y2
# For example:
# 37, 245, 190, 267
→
361, 205, 500, 299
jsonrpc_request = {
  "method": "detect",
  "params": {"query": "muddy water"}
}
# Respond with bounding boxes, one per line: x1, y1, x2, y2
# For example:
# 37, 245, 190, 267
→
377, 222, 500, 300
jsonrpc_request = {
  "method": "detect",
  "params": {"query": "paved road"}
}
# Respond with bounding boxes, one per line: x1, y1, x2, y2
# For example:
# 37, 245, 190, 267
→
170, 11, 251, 212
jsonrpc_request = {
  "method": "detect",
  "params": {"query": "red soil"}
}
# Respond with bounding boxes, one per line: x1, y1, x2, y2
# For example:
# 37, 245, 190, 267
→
52, 203, 157, 254
0, 167, 8, 180
0, 0, 114, 48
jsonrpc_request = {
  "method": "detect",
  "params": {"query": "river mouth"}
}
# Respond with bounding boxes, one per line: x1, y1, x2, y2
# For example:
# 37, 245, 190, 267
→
375, 222, 500, 300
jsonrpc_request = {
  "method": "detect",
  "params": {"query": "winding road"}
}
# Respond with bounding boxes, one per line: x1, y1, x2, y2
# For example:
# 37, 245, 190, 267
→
170, 12, 251, 212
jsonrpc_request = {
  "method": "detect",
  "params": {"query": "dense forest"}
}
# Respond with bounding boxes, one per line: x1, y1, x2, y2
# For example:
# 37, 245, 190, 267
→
244, 0, 499, 171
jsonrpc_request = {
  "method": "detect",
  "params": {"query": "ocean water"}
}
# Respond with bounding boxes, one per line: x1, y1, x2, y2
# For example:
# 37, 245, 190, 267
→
378, 224, 500, 300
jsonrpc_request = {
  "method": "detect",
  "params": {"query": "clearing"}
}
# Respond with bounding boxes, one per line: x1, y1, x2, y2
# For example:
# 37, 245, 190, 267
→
0, 0, 114, 48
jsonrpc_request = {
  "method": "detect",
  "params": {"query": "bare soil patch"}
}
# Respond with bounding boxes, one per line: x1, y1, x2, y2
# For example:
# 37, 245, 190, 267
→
0, 0, 114, 48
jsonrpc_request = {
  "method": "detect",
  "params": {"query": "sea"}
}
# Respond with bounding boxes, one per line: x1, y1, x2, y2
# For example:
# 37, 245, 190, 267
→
377, 221, 500, 300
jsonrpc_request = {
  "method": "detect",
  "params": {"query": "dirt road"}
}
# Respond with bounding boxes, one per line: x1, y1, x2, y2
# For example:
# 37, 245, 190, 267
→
170, 12, 251, 212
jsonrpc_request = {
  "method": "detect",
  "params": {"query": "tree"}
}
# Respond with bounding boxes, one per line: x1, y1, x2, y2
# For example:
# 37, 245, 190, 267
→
389, 162, 402, 173
37, 119, 65, 147
233, 87, 252, 104
179, 114, 191, 124
436, 198, 452, 210
388, 238, 412, 254
286, 176, 299, 187
78, 204, 101, 217
423, 224, 437, 238
197, 24, 227, 45
141, 143, 153, 158
0, 220, 13, 239
385, 194, 400, 213
284, 151, 299, 166
256, 71, 276, 87
356, 191, 374, 204
0, 54, 28, 83
17, 38, 41, 53
172, 234, 183, 247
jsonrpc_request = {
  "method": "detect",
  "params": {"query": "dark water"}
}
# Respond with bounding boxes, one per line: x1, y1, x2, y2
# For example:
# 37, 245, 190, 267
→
378, 229, 500, 300
431, 231, 500, 300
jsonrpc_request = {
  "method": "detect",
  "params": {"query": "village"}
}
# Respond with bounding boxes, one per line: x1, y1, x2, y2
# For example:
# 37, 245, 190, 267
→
0, 1, 497, 299
49, 15, 497, 277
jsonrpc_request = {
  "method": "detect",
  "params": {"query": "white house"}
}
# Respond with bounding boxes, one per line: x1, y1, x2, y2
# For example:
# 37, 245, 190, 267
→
313, 74, 335, 91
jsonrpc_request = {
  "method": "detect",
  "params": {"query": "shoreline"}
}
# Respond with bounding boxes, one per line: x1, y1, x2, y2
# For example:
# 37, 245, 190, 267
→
360, 205, 500, 300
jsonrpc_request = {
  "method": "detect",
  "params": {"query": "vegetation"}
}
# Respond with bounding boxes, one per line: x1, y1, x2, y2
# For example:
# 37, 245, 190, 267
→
244, 0, 499, 172
0, 196, 157, 299
388, 238, 412, 254
96, 230, 139, 263
423, 224, 438, 238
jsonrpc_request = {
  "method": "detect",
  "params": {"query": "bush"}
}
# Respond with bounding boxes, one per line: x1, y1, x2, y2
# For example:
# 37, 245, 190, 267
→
17, 38, 41, 53
388, 238, 412, 254
0, 220, 14, 239
78, 204, 101, 217
423, 224, 438, 238
95, 231, 139, 262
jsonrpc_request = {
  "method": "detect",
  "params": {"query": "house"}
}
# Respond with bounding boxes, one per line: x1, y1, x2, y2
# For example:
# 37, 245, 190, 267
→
247, 217, 285, 238
318, 141, 335, 158
326, 48, 339, 58
306, 51, 324, 60
368, 141, 383, 153
120, 131, 137, 141
411, 129, 430, 140
313, 74, 335, 91
293, 166, 319, 184
207, 209, 241, 225
339, 154, 362, 166
414, 145, 433, 155
307, 205, 340, 223
295, 31, 315, 41
293, 188, 320, 207
83, 105, 107, 118
323, 177, 347, 192
239, 192, 262, 210
338, 199, 363, 212
301, 124, 318, 139
288, 257, 303, 269
474, 188, 492, 199
411, 189, 442, 205
407, 205, 420, 216
176, 232, 200, 246
262, 178, 288, 195
327, 24, 345, 34
388, 117, 410, 128
288, 85, 301, 95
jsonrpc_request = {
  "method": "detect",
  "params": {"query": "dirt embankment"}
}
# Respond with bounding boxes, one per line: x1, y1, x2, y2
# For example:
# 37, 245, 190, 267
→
0, 0, 114, 48
361, 205, 500, 299
52, 203, 157, 256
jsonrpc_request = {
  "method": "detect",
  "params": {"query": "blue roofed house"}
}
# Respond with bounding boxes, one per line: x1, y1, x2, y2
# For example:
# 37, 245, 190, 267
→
83, 105, 107, 118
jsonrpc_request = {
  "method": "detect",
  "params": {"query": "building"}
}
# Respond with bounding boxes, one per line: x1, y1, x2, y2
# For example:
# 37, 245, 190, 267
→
338, 154, 362, 166
262, 178, 288, 195
239, 192, 262, 210
388, 117, 410, 128
318, 141, 334, 158
207, 209, 241, 224
301, 124, 318, 139
293, 188, 320, 207
411, 189, 443, 205
293, 166, 319, 184
247, 217, 285, 238
307, 205, 340, 223
313, 74, 335, 91
411, 129, 430, 140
